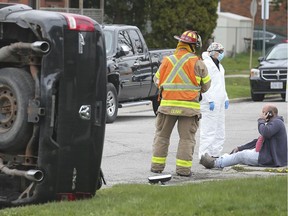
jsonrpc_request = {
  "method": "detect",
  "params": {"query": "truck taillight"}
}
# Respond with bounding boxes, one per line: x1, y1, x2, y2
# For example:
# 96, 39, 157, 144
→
61, 13, 95, 32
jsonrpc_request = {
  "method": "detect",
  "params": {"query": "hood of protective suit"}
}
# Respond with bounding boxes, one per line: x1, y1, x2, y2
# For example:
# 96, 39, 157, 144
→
202, 51, 210, 60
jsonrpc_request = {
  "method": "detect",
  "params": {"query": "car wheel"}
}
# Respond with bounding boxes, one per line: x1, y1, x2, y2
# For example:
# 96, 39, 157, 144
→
106, 83, 118, 123
251, 91, 264, 101
151, 96, 160, 116
0, 68, 34, 152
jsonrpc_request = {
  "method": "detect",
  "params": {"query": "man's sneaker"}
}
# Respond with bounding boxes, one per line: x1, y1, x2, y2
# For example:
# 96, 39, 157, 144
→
200, 153, 216, 169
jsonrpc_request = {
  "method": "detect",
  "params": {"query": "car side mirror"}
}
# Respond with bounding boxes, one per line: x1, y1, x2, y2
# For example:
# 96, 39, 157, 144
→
258, 57, 264, 62
117, 44, 130, 57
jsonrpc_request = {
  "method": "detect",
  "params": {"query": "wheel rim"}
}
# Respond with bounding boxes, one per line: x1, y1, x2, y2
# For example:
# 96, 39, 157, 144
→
0, 86, 17, 132
106, 90, 115, 117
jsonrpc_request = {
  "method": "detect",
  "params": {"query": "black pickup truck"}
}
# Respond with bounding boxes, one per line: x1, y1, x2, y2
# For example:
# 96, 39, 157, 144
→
0, 3, 107, 207
102, 25, 174, 123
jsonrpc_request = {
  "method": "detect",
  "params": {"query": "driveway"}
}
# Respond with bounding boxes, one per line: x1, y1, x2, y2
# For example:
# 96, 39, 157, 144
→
101, 97, 287, 187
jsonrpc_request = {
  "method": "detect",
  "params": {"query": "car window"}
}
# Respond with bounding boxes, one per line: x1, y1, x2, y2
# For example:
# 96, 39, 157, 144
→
103, 30, 113, 56
266, 45, 288, 60
253, 30, 275, 40
129, 29, 144, 54
118, 30, 134, 56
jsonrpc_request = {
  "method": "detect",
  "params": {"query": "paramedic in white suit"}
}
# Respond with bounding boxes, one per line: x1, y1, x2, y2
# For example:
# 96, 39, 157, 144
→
199, 42, 229, 159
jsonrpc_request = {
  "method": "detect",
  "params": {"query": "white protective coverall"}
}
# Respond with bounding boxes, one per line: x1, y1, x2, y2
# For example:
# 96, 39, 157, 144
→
199, 51, 229, 158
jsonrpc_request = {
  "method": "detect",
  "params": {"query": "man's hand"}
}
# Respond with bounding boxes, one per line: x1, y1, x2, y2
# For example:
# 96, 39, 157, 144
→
230, 147, 239, 154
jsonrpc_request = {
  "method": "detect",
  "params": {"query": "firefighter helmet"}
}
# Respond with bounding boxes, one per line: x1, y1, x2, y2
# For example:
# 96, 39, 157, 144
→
174, 30, 202, 48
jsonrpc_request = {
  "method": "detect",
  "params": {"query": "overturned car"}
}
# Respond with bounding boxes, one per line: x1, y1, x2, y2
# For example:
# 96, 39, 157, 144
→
0, 3, 107, 207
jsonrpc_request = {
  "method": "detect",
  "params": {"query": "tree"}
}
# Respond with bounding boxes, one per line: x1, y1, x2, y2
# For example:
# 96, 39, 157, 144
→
104, 0, 218, 50
104, 0, 146, 29
145, 0, 218, 50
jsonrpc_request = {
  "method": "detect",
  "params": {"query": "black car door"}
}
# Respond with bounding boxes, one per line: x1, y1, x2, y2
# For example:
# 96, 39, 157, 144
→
117, 30, 142, 101
128, 29, 152, 98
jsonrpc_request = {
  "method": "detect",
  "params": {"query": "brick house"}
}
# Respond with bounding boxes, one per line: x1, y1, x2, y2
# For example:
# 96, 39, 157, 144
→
0, 0, 104, 23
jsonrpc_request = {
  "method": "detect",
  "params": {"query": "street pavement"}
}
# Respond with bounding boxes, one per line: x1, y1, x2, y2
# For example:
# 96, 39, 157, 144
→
101, 96, 287, 187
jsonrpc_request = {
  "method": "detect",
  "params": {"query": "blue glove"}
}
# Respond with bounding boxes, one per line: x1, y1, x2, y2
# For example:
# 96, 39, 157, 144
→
225, 100, 229, 109
209, 102, 215, 111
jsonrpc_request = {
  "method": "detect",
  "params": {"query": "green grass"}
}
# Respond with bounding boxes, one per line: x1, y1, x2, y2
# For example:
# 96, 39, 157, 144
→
220, 51, 262, 99
0, 176, 287, 216
222, 51, 261, 75
225, 77, 250, 99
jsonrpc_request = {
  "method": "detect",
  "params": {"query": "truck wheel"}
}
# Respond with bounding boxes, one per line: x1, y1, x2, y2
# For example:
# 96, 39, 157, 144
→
0, 68, 34, 152
152, 96, 160, 116
106, 83, 118, 123
251, 91, 264, 101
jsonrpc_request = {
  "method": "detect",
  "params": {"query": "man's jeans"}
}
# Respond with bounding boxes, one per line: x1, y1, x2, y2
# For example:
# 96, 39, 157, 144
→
215, 149, 259, 168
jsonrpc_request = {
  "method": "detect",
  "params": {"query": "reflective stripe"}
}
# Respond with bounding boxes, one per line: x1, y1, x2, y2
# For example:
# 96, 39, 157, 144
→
152, 156, 166, 164
176, 159, 192, 168
195, 76, 201, 84
166, 53, 197, 83
161, 99, 200, 109
202, 75, 211, 84
161, 84, 201, 91
155, 71, 160, 79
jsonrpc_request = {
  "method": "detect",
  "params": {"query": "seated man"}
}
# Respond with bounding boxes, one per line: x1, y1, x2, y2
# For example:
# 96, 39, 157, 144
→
200, 103, 287, 169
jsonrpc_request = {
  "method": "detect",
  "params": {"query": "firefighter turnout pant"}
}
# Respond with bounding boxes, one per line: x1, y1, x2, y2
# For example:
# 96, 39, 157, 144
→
151, 113, 199, 176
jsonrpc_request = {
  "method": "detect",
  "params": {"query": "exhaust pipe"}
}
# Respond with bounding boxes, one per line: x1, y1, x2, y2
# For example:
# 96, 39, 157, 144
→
31, 41, 50, 54
0, 41, 50, 62
0, 158, 44, 182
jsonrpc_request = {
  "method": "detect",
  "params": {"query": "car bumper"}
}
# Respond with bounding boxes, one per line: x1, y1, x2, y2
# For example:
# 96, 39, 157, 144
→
250, 79, 287, 94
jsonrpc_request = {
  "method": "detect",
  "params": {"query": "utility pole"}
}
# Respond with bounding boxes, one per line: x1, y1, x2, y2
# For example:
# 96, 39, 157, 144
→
250, 0, 257, 69
261, 0, 269, 56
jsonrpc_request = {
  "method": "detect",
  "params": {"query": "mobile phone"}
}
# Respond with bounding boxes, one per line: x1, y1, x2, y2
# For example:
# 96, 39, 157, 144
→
266, 111, 273, 120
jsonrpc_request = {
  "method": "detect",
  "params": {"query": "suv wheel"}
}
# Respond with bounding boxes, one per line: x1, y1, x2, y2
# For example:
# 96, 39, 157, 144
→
0, 68, 34, 152
251, 91, 264, 101
106, 83, 118, 123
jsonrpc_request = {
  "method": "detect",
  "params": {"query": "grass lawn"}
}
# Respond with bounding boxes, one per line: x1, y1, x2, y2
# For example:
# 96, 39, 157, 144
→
226, 77, 250, 99
221, 51, 262, 99
0, 176, 287, 216
222, 51, 261, 75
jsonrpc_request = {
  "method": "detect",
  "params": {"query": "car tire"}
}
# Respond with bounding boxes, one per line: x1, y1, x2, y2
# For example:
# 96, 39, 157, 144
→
106, 83, 118, 123
251, 91, 264, 101
151, 96, 160, 116
0, 68, 34, 152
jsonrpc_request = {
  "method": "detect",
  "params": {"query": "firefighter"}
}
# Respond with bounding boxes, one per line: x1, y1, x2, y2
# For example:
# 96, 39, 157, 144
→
151, 30, 211, 177
198, 42, 229, 159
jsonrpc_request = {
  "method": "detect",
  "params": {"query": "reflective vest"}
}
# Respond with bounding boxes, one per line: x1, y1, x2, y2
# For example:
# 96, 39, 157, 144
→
158, 52, 202, 109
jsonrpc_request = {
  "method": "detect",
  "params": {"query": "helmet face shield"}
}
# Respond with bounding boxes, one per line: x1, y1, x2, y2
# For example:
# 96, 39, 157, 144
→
196, 34, 202, 48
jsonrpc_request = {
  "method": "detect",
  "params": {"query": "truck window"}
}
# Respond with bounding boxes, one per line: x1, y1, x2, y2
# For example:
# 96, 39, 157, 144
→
118, 30, 134, 56
129, 29, 144, 54
104, 30, 113, 56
